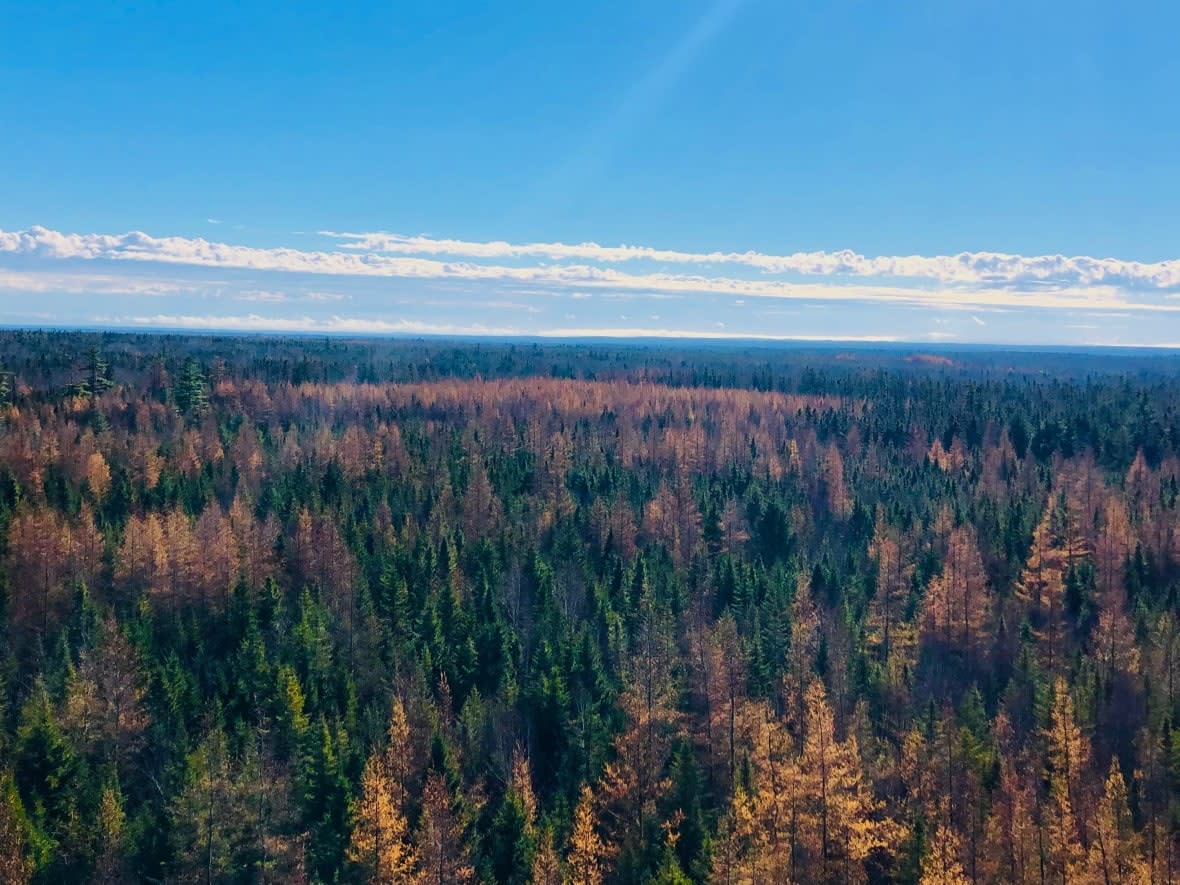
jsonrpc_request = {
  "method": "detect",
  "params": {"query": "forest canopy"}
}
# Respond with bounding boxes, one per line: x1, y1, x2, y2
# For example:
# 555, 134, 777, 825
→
1, 331, 1180, 884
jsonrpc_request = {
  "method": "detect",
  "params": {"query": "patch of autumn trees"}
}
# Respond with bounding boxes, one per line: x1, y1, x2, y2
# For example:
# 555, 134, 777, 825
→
2, 333, 1180, 883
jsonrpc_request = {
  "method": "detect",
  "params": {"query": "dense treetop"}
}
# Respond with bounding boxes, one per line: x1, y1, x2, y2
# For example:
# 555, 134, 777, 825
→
1, 331, 1180, 884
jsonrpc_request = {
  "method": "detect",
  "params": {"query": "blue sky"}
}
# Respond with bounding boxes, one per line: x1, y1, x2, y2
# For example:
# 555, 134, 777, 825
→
2, 1, 1179, 344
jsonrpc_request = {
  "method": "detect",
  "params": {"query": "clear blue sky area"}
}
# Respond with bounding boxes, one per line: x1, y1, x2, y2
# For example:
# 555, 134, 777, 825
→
1, 1, 1178, 344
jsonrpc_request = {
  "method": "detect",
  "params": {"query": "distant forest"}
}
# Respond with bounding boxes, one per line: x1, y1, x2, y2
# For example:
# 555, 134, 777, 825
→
2, 330, 1180, 884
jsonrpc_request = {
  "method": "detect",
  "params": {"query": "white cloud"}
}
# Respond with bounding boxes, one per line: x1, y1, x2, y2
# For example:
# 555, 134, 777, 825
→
534, 327, 901, 342
236, 290, 289, 303
2, 224, 1179, 315
0, 268, 207, 297
110, 313, 901, 342
319, 230, 1180, 290
115, 314, 523, 336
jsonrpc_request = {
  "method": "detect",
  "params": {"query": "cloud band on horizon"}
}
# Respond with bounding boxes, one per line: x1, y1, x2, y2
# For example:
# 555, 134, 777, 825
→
2, 225, 1179, 314
316, 230, 1180, 291
2, 223, 1180, 346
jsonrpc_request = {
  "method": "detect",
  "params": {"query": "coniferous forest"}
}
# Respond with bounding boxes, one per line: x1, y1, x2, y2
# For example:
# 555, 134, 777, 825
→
4, 330, 1180, 885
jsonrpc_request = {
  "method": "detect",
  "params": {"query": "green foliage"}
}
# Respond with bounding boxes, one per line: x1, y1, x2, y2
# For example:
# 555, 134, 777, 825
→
0, 332, 1179, 882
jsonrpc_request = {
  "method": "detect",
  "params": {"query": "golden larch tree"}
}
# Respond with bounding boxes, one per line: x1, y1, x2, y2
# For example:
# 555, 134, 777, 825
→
62, 615, 149, 770
981, 750, 1040, 885
1015, 506, 1071, 674
348, 751, 417, 885
709, 785, 757, 885
922, 525, 993, 666
745, 704, 801, 884
1084, 757, 1147, 885
822, 444, 853, 520
566, 785, 609, 885
5, 504, 103, 644
1043, 678, 1091, 885
349, 697, 419, 884
798, 679, 893, 884
919, 824, 970, 885
783, 574, 821, 734
866, 510, 914, 665
415, 772, 474, 885
85, 450, 111, 501
530, 828, 562, 885
600, 628, 680, 857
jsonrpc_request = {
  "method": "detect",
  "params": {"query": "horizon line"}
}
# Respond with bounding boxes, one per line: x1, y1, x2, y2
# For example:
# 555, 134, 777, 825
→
1, 322, 1177, 355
